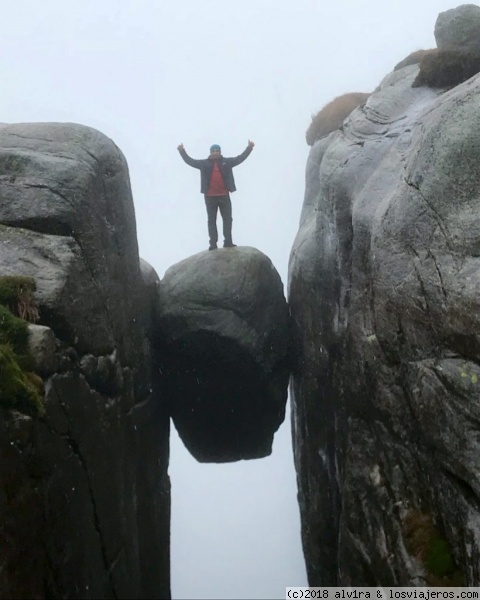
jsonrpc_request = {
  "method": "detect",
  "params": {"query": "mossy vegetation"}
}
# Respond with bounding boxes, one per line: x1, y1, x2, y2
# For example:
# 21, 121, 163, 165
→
0, 275, 44, 417
0, 304, 30, 354
0, 344, 44, 416
403, 510, 464, 585
394, 48, 438, 71
0, 275, 39, 322
306, 92, 370, 146
412, 50, 480, 88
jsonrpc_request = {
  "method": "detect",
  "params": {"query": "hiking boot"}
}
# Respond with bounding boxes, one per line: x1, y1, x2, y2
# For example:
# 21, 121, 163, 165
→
223, 242, 237, 248
209, 244, 218, 251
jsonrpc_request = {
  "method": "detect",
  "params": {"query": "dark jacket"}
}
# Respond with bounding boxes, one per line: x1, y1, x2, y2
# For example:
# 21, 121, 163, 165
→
179, 146, 252, 194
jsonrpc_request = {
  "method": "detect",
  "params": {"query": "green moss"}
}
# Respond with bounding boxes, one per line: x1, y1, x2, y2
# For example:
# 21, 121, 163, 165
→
0, 275, 39, 321
0, 276, 44, 417
0, 344, 44, 417
426, 533, 455, 578
404, 510, 464, 586
0, 304, 30, 355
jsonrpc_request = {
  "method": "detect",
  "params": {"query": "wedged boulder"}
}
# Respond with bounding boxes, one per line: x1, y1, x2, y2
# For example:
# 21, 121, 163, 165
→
435, 4, 480, 53
289, 50, 480, 584
158, 246, 290, 463
0, 124, 170, 598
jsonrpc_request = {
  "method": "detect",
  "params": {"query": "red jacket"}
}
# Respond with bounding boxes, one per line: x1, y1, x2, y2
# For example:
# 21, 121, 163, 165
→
179, 146, 252, 194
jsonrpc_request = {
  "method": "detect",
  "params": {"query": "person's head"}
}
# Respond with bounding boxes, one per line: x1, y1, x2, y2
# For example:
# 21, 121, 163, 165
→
210, 144, 221, 157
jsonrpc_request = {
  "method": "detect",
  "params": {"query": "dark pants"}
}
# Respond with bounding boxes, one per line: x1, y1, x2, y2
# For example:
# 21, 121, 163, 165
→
204, 195, 233, 245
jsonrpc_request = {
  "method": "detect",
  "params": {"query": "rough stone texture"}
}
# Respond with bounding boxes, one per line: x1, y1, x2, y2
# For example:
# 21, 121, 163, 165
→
435, 4, 480, 53
139, 257, 161, 336
158, 246, 290, 462
28, 324, 59, 376
0, 224, 114, 355
0, 124, 170, 599
289, 61, 480, 585
0, 122, 140, 358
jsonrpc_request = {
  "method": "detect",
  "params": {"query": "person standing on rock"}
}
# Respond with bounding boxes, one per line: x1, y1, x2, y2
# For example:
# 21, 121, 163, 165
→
177, 141, 255, 250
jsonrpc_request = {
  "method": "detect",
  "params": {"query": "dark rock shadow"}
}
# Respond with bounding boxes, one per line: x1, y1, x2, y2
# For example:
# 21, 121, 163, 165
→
161, 330, 283, 463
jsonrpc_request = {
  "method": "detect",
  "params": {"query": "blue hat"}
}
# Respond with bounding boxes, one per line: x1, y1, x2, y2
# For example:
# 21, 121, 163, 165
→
210, 144, 221, 153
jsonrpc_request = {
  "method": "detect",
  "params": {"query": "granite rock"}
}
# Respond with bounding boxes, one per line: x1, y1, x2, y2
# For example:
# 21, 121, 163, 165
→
0, 123, 170, 598
435, 4, 480, 53
158, 246, 291, 462
289, 57, 480, 585
0, 123, 141, 361
27, 324, 59, 376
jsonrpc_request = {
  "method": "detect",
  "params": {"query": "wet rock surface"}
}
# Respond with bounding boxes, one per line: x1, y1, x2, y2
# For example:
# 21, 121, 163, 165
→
289, 51, 480, 584
0, 124, 170, 599
158, 246, 291, 462
0, 122, 140, 358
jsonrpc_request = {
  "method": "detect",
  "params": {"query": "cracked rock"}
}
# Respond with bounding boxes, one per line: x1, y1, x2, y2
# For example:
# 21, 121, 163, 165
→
80, 351, 124, 396
289, 38, 480, 585
0, 123, 170, 599
0, 122, 145, 364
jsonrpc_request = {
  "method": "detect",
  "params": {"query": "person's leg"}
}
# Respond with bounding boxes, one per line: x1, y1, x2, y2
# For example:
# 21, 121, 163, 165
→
218, 195, 234, 246
204, 196, 219, 249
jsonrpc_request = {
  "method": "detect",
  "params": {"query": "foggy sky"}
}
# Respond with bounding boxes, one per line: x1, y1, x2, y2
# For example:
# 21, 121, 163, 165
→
0, 1, 459, 598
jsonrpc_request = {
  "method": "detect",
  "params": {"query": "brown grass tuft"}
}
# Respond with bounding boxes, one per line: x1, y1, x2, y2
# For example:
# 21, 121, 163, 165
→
394, 48, 438, 71
412, 50, 480, 88
0, 276, 39, 323
306, 92, 370, 146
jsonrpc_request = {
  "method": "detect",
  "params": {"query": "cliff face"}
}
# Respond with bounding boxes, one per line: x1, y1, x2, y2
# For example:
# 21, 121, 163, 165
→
0, 124, 170, 599
289, 21, 480, 586
0, 121, 292, 597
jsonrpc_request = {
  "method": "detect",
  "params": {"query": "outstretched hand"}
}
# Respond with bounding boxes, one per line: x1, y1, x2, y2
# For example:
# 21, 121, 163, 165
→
177, 143, 184, 151
248, 140, 255, 148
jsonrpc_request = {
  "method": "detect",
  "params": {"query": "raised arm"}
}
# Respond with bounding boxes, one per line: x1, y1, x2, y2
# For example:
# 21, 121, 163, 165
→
226, 140, 255, 167
177, 144, 203, 169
